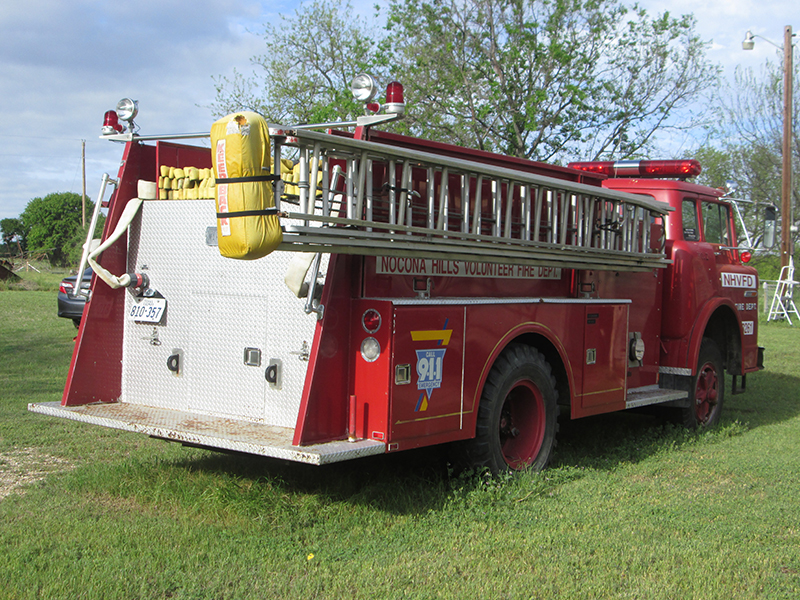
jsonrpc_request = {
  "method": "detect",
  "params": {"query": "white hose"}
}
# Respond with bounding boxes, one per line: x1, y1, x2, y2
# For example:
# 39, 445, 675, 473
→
86, 198, 143, 289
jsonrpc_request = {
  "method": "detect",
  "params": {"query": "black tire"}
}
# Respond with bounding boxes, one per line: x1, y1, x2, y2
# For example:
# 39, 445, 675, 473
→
72, 318, 81, 328
681, 337, 724, 429
462, 344, 559, 474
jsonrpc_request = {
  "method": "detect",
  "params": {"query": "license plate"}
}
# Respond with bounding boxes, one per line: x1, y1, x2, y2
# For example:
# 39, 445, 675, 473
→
128, 297, 167, 323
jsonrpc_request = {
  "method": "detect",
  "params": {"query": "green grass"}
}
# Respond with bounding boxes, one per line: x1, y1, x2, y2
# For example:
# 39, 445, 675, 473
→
1, 291, 799, 599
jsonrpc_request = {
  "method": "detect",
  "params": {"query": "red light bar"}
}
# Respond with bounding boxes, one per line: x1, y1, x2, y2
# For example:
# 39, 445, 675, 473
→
568, 159, 701, 179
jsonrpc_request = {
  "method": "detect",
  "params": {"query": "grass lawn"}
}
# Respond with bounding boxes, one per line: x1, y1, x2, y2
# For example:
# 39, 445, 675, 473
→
1, 289, 799, 599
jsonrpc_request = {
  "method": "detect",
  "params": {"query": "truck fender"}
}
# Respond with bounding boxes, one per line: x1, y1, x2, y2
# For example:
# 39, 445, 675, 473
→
468, 322, 574, 433
686, 297, 743, 377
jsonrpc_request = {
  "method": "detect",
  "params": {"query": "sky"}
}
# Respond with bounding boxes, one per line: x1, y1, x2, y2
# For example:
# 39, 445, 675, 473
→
0, 0, 796, 224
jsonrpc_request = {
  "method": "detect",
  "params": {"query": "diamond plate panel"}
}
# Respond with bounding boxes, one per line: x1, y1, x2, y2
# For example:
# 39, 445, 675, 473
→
121, 199, 323, 427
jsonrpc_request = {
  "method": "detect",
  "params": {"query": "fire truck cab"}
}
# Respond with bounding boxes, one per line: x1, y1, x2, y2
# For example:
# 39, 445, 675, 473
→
29, 89, 764, 474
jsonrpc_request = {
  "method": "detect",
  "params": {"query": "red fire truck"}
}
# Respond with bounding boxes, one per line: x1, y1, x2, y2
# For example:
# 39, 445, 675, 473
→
30, 80, 764, 473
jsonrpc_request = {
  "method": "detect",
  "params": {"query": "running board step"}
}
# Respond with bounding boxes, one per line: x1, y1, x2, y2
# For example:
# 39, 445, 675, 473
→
28, 402, 384, 465
626, 386, 688, 410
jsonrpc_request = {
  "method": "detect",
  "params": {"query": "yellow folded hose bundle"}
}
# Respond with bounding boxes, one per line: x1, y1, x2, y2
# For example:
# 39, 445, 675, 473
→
158, 166, 215, 200
211, 111, 282, 260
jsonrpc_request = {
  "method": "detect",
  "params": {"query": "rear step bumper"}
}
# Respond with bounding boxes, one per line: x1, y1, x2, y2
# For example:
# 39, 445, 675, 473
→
28, 402, 385, 465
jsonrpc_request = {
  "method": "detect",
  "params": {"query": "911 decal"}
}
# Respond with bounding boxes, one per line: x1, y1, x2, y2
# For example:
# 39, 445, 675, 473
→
410, 321, 452, 412
416, 349, 445, 390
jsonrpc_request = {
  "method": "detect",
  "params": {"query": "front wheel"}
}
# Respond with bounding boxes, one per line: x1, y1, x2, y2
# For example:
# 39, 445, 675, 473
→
462, 344, 559, 474
681, 337, 724, 428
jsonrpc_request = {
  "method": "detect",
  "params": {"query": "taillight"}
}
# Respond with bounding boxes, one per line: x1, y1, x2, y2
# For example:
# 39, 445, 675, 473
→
362, 309, 382, 333
59, 281, 73, 294
360, 308, 383, 362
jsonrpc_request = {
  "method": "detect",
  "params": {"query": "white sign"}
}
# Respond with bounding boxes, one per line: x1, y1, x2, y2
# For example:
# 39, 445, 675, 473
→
721, 272, 756, 289
742, 321, 754, 335
376, 256, 561, 280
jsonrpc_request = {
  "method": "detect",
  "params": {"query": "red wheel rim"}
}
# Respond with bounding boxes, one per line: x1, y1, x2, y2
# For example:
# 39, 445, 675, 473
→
499, 379, 546, 469
695, 361, 719, 424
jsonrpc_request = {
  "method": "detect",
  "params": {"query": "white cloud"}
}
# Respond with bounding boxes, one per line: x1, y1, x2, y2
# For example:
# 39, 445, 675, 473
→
0, 0, 267, 221
0, 0, 796, 222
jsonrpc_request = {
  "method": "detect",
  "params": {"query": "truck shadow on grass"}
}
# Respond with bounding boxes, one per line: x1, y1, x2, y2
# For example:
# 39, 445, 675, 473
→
167, 443, 456, 515
159, 369, 799, 516
555, 368, 800, 471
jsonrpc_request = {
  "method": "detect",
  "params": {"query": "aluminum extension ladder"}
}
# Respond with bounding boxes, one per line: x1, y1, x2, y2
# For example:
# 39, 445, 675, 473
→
271, 128, 672, 272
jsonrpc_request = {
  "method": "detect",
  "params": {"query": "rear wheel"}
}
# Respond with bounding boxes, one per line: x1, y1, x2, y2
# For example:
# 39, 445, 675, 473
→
681, 337, 724, 428
463, 344, 559, 474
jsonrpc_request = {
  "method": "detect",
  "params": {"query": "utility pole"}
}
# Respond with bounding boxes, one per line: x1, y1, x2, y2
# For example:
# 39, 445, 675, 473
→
781, 25, 793, 269
82, 140, 87, 229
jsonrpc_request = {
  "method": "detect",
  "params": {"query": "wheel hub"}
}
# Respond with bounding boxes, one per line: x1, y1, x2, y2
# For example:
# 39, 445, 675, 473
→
499, 381, 546, 469
695, 362, 719, 424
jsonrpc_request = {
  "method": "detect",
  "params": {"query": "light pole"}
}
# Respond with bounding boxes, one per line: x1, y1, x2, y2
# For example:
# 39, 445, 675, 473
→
742, 26, 794, 269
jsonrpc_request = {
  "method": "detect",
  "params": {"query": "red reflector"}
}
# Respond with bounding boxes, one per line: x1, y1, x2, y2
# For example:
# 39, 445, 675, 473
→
741, 251, 752, 263
362, 309, 382, 333
568, 159, 701, 179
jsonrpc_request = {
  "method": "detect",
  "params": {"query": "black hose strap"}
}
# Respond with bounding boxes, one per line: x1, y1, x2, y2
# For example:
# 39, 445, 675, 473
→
217, 208, 279, 218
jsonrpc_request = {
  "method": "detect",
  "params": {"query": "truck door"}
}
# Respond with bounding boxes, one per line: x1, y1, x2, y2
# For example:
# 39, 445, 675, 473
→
679, 196, 718, 304
700, 197, 759, 356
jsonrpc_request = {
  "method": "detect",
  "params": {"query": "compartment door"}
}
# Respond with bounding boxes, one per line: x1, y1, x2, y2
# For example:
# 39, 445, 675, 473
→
390, 306, 465, 442
581, 304, 627, 412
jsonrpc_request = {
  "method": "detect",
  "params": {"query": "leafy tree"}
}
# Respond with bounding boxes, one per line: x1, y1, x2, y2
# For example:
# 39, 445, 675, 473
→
695, 56, 800, 257
211, 0, 387, 124
714, 58, 800, 256
214, 0, 716, 163
387, 0, 718, 162
19, 192, 103, 267
0, 218, 26, 254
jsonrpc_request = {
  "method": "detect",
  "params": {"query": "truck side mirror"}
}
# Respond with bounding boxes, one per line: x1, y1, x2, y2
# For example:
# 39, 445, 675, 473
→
764, 205, 777, 248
